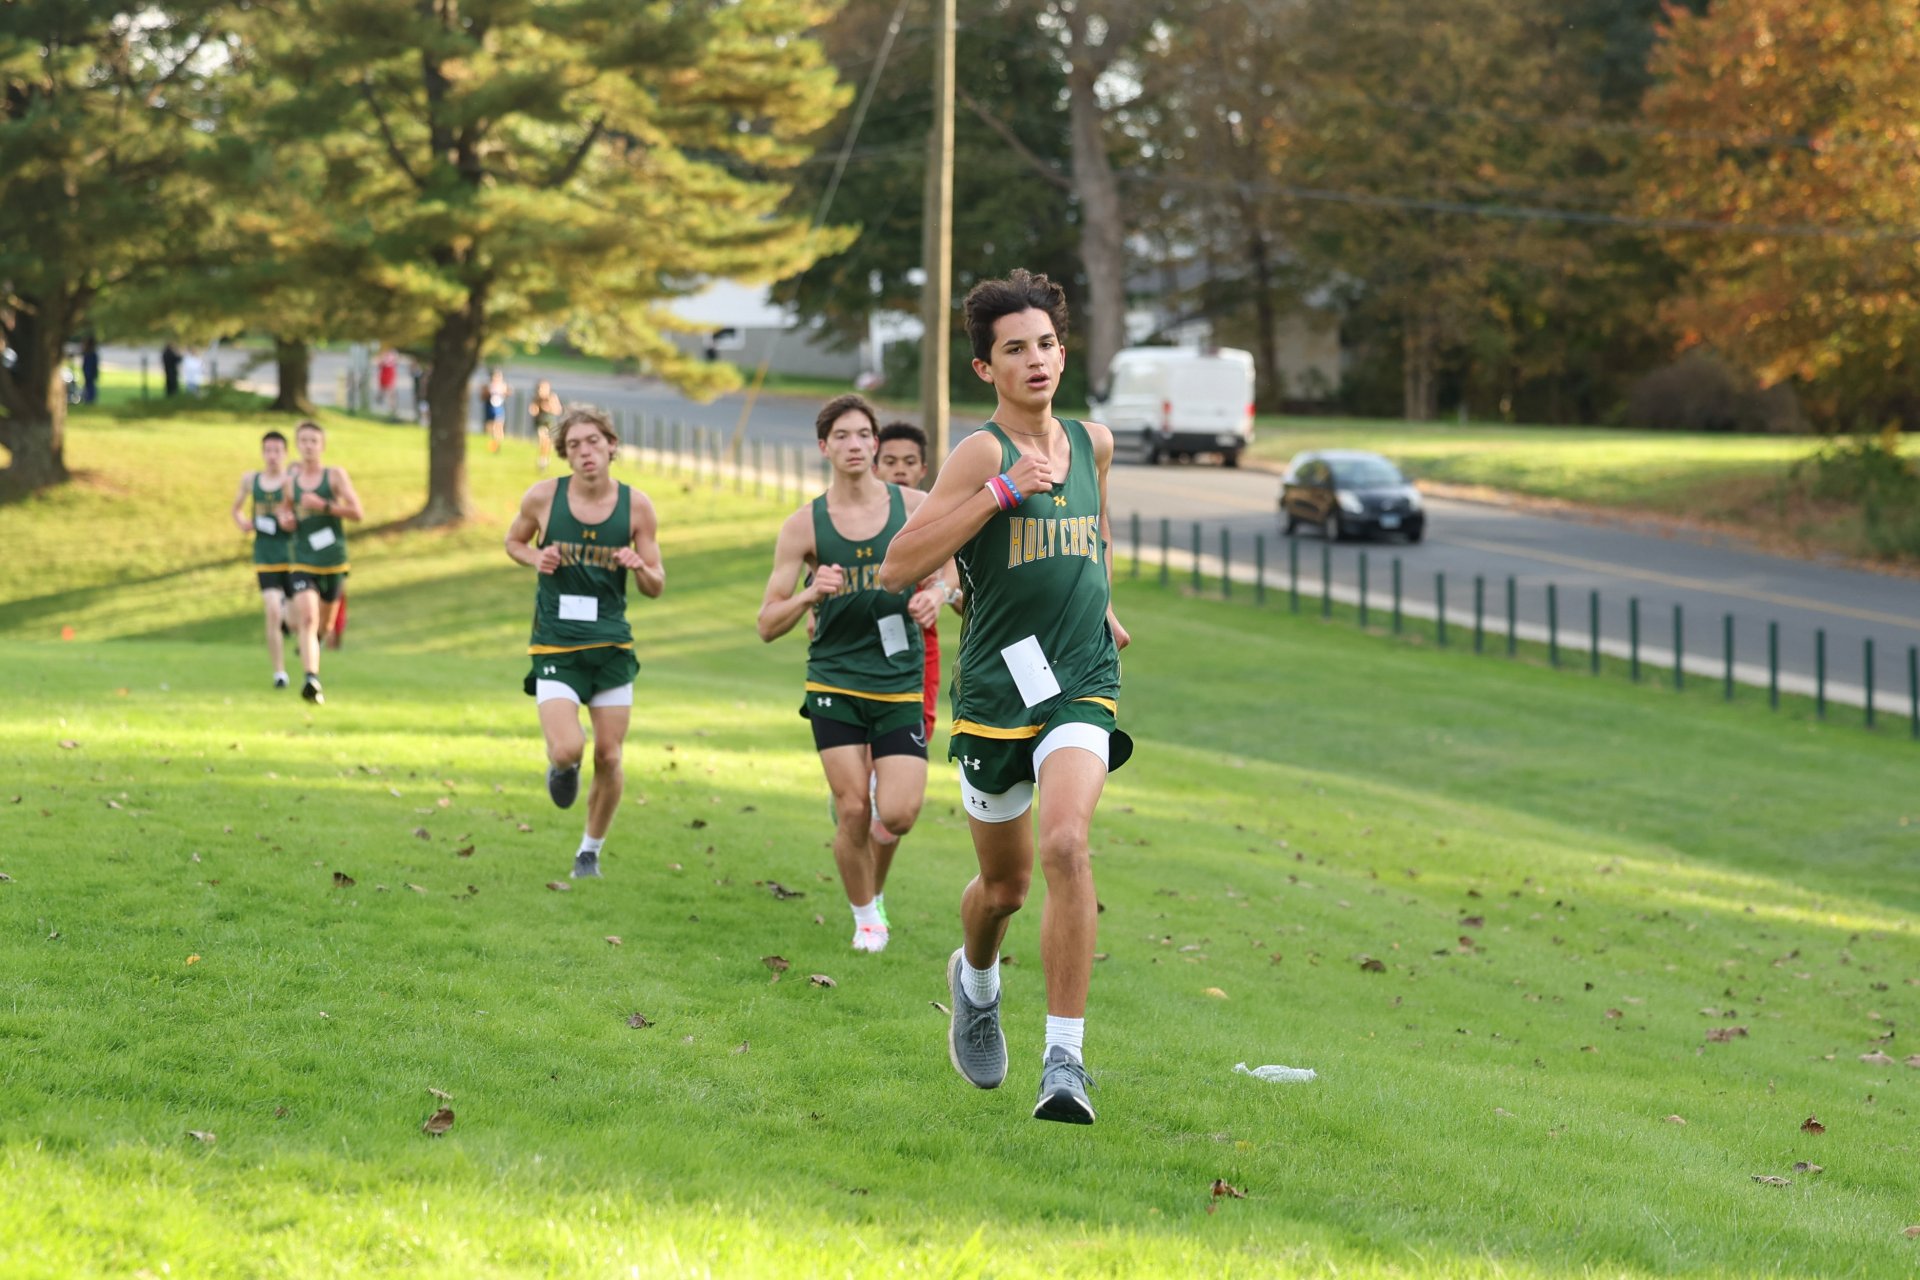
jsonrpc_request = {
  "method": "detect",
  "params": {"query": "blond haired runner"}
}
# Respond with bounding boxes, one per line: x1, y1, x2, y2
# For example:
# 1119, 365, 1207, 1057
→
505, 407, 665, 879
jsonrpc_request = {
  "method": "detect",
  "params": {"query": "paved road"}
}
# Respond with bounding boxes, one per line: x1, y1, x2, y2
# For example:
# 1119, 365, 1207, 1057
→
108, 346, 1920, 707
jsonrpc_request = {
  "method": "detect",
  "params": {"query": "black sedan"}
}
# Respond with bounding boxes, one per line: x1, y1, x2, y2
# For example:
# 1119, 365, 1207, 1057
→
1279, 449, 1426, 542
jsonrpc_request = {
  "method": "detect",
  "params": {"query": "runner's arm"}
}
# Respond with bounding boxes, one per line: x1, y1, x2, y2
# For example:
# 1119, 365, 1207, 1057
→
1090, 421, 1129, 650
621, 491, 666, 598
878, 432, 1008, 592
898, 489, 955, 625
756, 509, 831, 642
323, 467, 365, 522
504, 482, 561, 572
231, 473, 254, 533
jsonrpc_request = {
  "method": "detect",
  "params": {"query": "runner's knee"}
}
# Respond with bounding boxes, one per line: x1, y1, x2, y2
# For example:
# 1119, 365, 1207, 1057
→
979, 870, 1031, 914
592, 739, 622, 772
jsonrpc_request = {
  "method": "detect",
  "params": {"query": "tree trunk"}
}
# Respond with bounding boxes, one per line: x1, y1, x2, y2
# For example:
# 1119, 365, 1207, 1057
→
418, 297, 484, 525
1246, 226, 1284, 411
1402, 309, 1438, 422
1066, 64, 1126, 403
270, 337, 315, 415
0, 291, 75, 500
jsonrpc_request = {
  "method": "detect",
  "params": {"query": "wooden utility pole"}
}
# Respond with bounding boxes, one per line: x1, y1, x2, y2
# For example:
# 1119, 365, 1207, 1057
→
919, 0, 956, 475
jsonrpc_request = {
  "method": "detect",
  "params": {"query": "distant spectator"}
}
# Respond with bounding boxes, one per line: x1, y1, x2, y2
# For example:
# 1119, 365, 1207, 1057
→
529, 378, 562, 472
80, 338, 99, 404
481, 367, 509, 453
409, 358, 426, 422
376, 346, 399, 418
161, 343, 181, 397
181, 348, 204, 395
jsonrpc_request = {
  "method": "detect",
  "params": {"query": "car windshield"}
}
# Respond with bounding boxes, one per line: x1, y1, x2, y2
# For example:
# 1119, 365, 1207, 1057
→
1334, 457, 1404, 486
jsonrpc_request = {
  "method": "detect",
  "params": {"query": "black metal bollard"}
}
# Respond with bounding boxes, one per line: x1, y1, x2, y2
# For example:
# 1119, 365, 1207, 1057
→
1547, 584, 1559, 668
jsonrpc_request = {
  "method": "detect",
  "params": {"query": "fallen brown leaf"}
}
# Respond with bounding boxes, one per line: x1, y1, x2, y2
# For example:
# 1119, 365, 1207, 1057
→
1905, 1055, 1920, 1069
436, 796, 452, 809
455, 845, 474, 858
1904, 1226, 1920, 1238
516, 822, 532, 833
412, 827, 431, 840
1792, 1161, 1823, 1174
406, 883, 428, 894
689, 818, 707, 830
1704, 1026, 1749, 1043
1210, 1178, 1247, 1199
1801, 1116, 1825, 1134
762, 955, 790, 973
808, 973, 837, 988
332, 871, 355, 888
931, 1001, 951, 1015
1859, 1050, 1896, 1065
422, 1107, 455, 1136
1459, 915, 1485, 928
186, 1130, 216, 1145
626, 1012, 652, 1028
57, 740, 79, 750
1663, 1114, 1687, 1126
766, 881, 805, 901
1751, 1175, 1791, 1186
545, 881, 571, 892
1358, 957, 1387, 973
185, 955, 200, 966
1202, 987, 1228, 999
605, 936, 622, 947
731, 1040, 750, 1054
1493, 1107, 1515, 1119
428, 1087, 453, 1101
1605, 1009, 1623, 1020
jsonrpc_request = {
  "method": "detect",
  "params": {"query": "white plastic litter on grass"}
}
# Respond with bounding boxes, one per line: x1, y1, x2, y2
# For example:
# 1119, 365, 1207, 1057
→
1235, 1062, 1316, 1083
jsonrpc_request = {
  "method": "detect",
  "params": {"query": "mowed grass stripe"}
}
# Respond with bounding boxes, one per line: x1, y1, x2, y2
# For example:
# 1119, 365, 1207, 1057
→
0, 414, 1916, 1277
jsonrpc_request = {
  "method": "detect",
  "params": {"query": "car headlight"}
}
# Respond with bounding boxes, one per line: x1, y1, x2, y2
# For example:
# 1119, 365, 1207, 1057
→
1405, 489, 1423, 510
1336, 491, 1364, 515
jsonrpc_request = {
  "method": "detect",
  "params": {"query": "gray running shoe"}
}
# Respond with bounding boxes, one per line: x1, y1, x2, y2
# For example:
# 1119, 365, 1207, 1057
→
547, 764, 580, 809
570, 848, 601, 879
946, 948, 1006, 1089
1033, 1046, 1096, 1125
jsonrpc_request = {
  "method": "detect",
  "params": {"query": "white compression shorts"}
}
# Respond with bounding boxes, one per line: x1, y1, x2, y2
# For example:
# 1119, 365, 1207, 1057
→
956, 722, 1110, 824
533, 679, 634, 709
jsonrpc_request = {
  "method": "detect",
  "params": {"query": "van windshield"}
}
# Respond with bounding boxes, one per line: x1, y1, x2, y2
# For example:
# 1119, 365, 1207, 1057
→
1333, 457, 1404, 486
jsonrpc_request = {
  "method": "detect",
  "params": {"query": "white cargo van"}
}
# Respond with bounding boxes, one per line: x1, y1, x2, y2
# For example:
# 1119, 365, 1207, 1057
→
1089, 346, 1256, 467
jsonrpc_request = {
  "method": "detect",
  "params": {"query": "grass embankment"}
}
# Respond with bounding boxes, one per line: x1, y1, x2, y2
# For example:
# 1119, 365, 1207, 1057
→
2, 411, 1919, 1276
1248, 417, 1920, 565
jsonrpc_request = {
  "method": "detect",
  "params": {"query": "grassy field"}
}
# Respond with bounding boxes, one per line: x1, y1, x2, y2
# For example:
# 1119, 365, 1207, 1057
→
3, 410, 1920, 1276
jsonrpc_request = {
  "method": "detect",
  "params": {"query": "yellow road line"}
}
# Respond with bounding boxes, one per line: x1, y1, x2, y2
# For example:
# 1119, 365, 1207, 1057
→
1446, 535, 1920, 633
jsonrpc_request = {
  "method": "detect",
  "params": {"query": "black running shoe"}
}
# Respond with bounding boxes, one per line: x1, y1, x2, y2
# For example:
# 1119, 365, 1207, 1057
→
547, 764, 580, 809
301, 676, 324, 705
571, 849, 601, 879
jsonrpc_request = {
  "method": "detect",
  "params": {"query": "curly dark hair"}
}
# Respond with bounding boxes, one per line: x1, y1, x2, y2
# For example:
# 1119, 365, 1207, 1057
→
963, 269, 1070, 363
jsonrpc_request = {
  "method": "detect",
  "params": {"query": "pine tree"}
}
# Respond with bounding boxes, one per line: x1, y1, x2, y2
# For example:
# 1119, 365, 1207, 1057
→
269, 0, 852, 523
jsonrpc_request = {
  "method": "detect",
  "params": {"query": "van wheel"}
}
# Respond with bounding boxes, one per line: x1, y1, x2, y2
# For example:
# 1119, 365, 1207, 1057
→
1222, 449, 1241, 468
1324, 513, 1342, 542
1141, 431, 1160, 465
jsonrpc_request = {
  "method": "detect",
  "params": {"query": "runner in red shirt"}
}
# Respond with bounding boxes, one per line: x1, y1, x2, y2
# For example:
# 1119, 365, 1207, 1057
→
875, 422, 962, 739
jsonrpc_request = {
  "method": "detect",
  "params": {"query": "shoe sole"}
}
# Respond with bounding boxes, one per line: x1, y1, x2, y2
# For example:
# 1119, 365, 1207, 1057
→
301, 687, 323, 705
946, 949, 1007, 1090
1033, 1088, 1096, 1125
548, 769, 579, 809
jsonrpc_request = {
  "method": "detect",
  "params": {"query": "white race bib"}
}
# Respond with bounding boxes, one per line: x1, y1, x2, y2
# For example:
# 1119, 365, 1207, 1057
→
999, 634, 1062, 708
305, 526, 336, 551
877, 614, 909, 657
558, 593, 599, 623
254, 515, 279, 536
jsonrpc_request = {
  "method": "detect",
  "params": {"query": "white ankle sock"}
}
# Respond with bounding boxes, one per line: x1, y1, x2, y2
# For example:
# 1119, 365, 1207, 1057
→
961, 955, 1000, 1005
851, 899, 883, 928
579, 834, 604, 854
1045, 1015, 1084, 1063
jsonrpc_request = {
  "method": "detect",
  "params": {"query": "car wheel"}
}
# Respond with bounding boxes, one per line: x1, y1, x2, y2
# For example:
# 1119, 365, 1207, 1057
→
1405, 525, 1424, 544
1222, 449, 1241, 469
1324, 512, 1342, 542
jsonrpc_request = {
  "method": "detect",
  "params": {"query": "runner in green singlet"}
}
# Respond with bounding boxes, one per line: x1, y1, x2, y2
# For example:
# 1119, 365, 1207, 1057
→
287, 421, 363, 705
881, 269, 1131, 1125
505, 406, 665, 880
229, 429, 296, 689
757, 394, 947, 954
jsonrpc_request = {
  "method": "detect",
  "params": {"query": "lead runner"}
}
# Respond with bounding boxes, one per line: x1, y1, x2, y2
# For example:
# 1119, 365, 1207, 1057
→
880, 268, 1131, 1124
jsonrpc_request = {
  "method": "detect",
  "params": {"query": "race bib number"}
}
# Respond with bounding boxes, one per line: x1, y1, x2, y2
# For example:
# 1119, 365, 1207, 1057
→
306, 526, 336, 551
558, 593, 599, 623
877, 614, 909, 657
254, 515, 279, 536
1000, 634, 1062, 708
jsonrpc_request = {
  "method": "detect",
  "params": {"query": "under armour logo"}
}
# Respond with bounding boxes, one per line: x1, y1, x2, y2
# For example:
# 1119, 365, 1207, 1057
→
964, 756, 981, 770
970, 796, 988, 809
818, 696, 833, 707
542, 664, 557, 675
1052, 495, 1068, 507
854, 546, 873, 559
